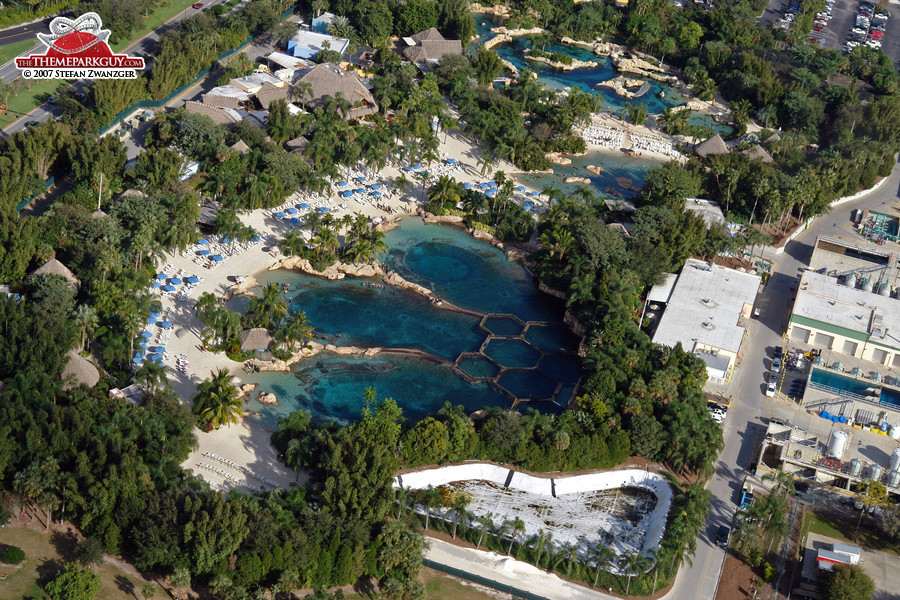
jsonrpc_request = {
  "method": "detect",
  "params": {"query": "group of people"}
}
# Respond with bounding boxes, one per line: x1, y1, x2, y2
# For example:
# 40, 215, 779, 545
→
629, 131, 681, 158
578, 123, 625, 149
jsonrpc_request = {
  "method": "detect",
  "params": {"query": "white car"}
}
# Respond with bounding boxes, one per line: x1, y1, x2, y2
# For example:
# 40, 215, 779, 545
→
766, 379, 777, 397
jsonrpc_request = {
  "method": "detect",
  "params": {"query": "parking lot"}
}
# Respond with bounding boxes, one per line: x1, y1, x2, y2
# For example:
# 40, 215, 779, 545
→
760, 0, 900, 63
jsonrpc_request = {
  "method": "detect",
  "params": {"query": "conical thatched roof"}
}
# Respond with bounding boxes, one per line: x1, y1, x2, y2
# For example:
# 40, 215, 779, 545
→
62, 349, 100, 390
744, 144, 774, 163
763, 131, 781, 143
286, 136, 309, 150
30, 258, 81, 289
231, 139, 251, 155
91, 209, 107, 219
239, 328, 274, 351
694, 134, 728, 158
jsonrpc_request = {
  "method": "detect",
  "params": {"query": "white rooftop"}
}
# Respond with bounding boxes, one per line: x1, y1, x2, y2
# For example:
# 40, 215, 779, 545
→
793, 271, 900, 350
205, 85, 252, 100
652, 259, 760, 354
288, 30, 349, 59
647, 273, 679, 304
267, 51, 312, 71
685, 198, 726, 227
231, 72, 283, 91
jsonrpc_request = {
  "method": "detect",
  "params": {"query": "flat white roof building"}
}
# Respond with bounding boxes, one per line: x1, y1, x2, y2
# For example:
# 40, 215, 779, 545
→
788, 269, 900, 368
651, 259, 760, 380
286, 30, 349, 60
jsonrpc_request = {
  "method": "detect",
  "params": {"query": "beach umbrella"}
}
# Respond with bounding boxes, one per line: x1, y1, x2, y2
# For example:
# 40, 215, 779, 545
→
250, 235, 261, 243
446, 158, 456, 164
299, 203, 310, 209
149, 346, 166, 353
274, 211, 286, 218
145, 353, 160, 361
162, 284, 176, 292
169, 277, 182, 285
134, 349, 146, 358
403, 166, 413, 172
338, 180, 348, 186
371, 191, 382, 197
222, 237, 231, 244
197, 249, 210, 256
289, 217, 301, 224
489, 181, 498, 188
146, 316, 157, 324
150, 311, 161, 318
355, 176, 366, 182
286, 208, 298, 214
159, 321, 173, 329
132, 357, 144, 365
155, 273, 167, 280
151, 281, 161, 288
140, 331, 153, 338
341, 190, 352, 198
186, 276, 200, 284
197, 239, 209, 245
463, 182, 472, 189
317, 207, 329, 212
413, 163, 423, 169
517, 185, 526, 191
355, 188, 365, 194
370, 183, 380, 190
210, 255, 224, 262
486, 190, 497, 198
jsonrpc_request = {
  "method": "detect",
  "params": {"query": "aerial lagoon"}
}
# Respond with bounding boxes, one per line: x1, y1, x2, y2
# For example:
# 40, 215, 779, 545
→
240, 218, 580, 426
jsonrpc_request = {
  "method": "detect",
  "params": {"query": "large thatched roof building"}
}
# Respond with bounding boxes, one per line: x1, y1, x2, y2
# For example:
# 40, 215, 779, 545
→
30, 258, 81, 289
401, 28, 463, 65
694, 134, 728, 158
743, 144, 774, 163
62, 349, 100, 390
239, 328, 274, 351
294, 64, 379, 119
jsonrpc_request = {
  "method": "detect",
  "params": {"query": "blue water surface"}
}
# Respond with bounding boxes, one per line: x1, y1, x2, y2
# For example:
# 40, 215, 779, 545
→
242, 218, 580, 426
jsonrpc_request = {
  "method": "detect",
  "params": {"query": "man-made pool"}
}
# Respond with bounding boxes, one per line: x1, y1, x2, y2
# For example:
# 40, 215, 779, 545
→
808, 367, 900, 408
240, 218, 580, 425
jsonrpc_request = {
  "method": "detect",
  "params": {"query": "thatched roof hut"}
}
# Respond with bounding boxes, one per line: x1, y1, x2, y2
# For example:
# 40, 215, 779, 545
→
744, 144, 774, 163
239, 328, 274, 351
30, 258, 81, 289
694, 134, 728, 158
294, 64, 379, 119
230, 140, 251, 155
402, 28, 463, 64
62, 349, 100, 390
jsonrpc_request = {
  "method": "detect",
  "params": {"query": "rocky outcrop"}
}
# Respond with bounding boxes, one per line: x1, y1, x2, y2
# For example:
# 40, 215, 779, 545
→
257, 391, 278, 405
470, 2, 510, 17
565, 176, 591, 184
538, 280, 567, 300
226, 275, 258, 298
268, 256, 385, 280
523, 51, 599, 71
597, 76, 647, 99
383, 271, 433, 298
500, 58, 519, 74
424, 215, 466, 224
324, 344, 381, 356
483, 26, 545, 50
546, 152, 572, 165
586, 164, 604, 175
247, 341, 325, 372
560, 36, 626, 58
612, 56, 676, 83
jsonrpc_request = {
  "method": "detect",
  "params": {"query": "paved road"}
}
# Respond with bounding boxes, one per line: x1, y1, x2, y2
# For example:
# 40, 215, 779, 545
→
0, 19, 50, 46
670, 160, 900, 600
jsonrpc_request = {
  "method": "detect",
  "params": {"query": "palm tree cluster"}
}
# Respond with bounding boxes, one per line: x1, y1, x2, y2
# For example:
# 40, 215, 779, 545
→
192, 368, 243, 430
281, 212, 389, 270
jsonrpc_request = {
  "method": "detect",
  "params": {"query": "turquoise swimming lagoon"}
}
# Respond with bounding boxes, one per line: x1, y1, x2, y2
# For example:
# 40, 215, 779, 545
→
240, 218, 580, 426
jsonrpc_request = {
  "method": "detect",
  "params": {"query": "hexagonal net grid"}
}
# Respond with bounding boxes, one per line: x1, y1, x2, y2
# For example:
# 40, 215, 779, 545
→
452, 314, 581, 409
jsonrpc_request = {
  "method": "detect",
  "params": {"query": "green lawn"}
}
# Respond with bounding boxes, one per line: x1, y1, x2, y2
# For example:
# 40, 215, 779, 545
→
0, 38, 36, 68
0, 522, 156, 599
111, 0, 198, 52
802, 510, 899, 556
0, 79, 67, 128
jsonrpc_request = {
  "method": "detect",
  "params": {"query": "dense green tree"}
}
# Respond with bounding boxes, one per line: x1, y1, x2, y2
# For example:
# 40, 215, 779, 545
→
44, 564, 102, 600
824, 564, 874, 600
192, 369, 243, 430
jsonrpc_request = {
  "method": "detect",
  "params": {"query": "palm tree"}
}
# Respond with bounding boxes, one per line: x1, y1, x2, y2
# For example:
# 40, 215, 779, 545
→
310, 0, 327, 17
451, 497, 470, 539
417, 486, 442, 530
506, 517, 525, 555
475, 513, 494, 548
279, 311, 313, 350
427, 175, 461, 211
134, 360, 167, 392
170, 566, 191, 600
588, 544, 615, 587
280, 230, 306, 257
73, 304, 98, 351
621, 552, 651, 596
248, 283, 287, 329
326, 15, 354, 40
192, 368, 243, 429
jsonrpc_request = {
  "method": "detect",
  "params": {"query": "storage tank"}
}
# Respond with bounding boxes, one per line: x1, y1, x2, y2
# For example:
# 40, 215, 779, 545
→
847, 273, 858, 288
829, 430, 849, 458
891, 447, 900, 472
871, 463, 884, 481
890, 426, 900, 440
862, 278, 874, 293
850, 458, 862, 476
889, 470, 900, 488
880, 282, 891, 296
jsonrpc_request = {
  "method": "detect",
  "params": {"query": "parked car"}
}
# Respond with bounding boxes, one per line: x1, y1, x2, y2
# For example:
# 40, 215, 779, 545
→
766, 379, 778, 397
192, 2, 203, 8
715, 526, 731, 548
